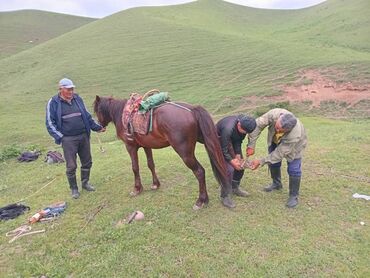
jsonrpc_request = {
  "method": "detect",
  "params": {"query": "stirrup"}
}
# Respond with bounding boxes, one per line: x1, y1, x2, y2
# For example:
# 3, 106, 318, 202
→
125, 123, 135, 141
125, 132, 134, 141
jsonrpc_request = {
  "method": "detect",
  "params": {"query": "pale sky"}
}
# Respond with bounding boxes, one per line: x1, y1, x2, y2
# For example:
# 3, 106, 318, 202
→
0, 0, 327, 18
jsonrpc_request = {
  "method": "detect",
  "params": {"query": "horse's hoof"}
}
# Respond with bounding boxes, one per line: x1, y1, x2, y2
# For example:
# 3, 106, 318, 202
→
151, 185, 159, 190
130, 189, 142, 197
193, 203, 205, 211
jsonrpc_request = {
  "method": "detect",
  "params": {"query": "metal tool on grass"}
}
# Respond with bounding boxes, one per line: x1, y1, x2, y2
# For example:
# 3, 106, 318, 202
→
116, 210, 145, 227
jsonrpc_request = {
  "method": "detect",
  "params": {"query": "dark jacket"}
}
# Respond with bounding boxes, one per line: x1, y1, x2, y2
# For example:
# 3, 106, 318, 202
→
216, 115, 246, 162
46, 93, 102, 145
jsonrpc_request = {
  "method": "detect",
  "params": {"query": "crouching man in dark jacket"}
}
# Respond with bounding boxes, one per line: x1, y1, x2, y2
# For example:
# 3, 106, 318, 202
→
46, 78, 105, 199
216, 115, 256, 208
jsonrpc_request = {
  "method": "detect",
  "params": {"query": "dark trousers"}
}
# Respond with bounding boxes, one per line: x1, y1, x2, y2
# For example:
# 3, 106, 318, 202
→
269, 143, 302, 177
62, 133, 92, 179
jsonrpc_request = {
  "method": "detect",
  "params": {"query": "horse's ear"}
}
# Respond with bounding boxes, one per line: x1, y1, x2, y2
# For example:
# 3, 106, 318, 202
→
95, 95, 100, 102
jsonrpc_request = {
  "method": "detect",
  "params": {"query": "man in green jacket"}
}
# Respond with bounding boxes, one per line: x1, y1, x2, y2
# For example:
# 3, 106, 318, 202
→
248, 108, 307, 208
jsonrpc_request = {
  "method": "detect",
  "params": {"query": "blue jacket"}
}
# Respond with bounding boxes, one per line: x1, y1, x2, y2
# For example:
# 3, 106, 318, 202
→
46, 93, 102, 145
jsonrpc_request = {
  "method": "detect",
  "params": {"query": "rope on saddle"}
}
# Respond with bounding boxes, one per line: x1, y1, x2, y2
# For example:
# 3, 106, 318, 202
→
142, 89, 161, 100
164, 101, 192, 112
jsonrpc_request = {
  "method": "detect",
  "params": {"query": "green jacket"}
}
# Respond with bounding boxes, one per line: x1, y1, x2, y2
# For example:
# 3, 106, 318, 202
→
247, 108, 307, 166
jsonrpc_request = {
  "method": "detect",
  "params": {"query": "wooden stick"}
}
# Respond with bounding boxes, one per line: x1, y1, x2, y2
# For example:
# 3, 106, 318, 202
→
79, 203, 106, 231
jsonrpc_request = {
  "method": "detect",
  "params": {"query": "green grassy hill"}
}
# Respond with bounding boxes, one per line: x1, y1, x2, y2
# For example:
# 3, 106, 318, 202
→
0, 1, 369, 276
0, 10, 96, 59
0, 0, 369, 146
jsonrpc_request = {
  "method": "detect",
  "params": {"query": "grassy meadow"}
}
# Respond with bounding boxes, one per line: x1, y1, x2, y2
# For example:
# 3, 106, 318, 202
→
0, 0, 369, 277
0, 118, 369, 277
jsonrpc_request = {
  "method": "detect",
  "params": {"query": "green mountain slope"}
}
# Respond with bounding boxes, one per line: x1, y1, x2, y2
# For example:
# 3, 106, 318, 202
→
0, 0, 369, 145
0, 10, 96, 59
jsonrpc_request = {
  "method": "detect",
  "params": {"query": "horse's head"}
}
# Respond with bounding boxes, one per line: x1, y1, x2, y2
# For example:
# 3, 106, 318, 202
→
93, 95, 113, 128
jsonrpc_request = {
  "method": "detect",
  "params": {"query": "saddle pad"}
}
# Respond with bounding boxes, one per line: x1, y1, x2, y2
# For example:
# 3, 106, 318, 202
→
131, 112, 151, 135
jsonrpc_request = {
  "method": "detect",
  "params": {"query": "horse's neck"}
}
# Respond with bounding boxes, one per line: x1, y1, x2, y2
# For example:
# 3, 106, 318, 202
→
110, 99, 126, 127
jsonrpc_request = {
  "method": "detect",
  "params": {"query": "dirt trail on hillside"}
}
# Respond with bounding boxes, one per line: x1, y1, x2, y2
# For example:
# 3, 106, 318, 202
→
214, 69, 370, 118
279, 70, 370, 107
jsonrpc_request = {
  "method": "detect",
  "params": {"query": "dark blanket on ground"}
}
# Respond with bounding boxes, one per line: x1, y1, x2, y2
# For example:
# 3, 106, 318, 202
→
18, 151, 41, 162
0, 203, 30, 221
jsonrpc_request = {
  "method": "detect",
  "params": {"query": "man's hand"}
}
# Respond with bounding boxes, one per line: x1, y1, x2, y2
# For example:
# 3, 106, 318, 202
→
99, 127, 106, 133
230, 158, 242, 171
246, 147, 254, 157
250, 159, 261, 170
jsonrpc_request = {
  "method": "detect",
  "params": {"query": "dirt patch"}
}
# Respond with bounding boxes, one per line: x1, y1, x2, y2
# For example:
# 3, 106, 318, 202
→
279, 69, 370, 108
242, 69, 370, 108
214, 68, 370, 119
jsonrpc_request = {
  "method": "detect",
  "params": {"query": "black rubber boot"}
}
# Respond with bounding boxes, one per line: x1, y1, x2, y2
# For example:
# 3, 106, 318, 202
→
81, 169, 95, 191
264, 167, 283, 192
221, 196, 236, 208
232, 180, 250, 197
220, 185, 236, 208
286, 176, 301, 208
68, 176, 80, 199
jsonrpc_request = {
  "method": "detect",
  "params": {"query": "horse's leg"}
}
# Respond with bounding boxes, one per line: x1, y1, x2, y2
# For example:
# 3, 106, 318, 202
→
172, 143, 209, 210
143, 147, 160, 190
125, 144, 143, 196
185, 154, 209, 210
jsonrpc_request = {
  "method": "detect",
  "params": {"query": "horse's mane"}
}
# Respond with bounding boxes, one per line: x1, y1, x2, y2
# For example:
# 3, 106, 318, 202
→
93, 96, 127, 125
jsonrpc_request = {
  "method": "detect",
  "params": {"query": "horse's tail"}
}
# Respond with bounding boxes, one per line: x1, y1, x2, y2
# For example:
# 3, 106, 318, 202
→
192, 106, 231, 191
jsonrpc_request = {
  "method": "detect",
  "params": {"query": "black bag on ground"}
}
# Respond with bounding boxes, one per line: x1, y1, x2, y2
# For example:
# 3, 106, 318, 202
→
17, 151, 41, 162
0, 203, 30, 221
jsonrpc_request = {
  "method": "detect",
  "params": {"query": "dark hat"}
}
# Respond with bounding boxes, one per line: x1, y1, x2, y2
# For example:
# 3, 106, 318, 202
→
239, 115, 256, 133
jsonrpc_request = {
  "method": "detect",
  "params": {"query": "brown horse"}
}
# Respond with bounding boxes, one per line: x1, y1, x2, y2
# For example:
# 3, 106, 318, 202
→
93, 95, 233, 209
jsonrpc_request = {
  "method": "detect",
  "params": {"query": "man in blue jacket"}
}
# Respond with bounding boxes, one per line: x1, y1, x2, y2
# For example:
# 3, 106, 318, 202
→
46, 78, 105, 199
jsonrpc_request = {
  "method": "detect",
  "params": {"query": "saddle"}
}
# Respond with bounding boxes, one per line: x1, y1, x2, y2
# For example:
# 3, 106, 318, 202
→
122, 90, 164, 140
